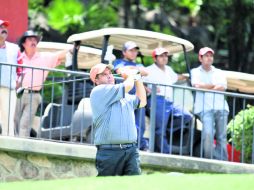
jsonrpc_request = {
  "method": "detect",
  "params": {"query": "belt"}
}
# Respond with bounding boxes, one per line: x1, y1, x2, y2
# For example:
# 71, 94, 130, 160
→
24, 89, 41, 93
96, 143, 136, 149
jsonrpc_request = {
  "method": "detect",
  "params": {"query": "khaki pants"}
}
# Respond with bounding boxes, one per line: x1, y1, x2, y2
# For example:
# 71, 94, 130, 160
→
0, 87, 16, 136
14, 92, 41, 137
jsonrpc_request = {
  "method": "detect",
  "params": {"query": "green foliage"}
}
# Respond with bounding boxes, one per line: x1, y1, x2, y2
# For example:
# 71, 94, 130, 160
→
43, 82, 63, 103
160, 0, 202, 16
150, 24, 175, 35
141, 56, 154, 67
84, 3, 118, 31
45, 0, 119, 33
29, 0, 44, 11
227, 105, 254, 163
170, 51, 198, 73
170, 54, 188, 73
178, 0, 203, 16
46, 0, 85, 33
28, 0, 48, 30
43, 65, 67, 103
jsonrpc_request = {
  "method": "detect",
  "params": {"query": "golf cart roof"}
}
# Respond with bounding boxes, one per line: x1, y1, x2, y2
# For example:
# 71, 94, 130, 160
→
67, 28, 194, 56
37, 42, 101, 69
224, 70, 254, 94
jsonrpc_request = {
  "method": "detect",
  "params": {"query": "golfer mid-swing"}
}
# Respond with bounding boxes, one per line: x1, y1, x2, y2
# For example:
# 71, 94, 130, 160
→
90, 63, 146, 176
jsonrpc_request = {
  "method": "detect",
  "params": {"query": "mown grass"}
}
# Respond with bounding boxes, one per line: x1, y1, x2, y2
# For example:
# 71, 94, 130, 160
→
1, 173, 254, 190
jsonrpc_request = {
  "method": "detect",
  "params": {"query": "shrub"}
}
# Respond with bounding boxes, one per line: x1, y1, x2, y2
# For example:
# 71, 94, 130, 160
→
227, 105, 254, 163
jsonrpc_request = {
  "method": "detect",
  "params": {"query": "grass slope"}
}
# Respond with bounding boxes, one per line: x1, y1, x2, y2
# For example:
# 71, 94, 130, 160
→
1, 173, 254, 190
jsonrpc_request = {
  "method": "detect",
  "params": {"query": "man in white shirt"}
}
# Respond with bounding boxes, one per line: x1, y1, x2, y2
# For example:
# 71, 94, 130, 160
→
144, 47, 192, 153
0, 19, 20, 136
191, 47, 229, 160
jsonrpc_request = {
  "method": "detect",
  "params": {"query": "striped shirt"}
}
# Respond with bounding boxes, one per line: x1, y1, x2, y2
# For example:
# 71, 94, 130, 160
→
90, 83, 139, 145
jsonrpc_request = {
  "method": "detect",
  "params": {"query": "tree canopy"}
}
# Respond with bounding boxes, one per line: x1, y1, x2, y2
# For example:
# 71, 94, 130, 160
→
28, 0, 254, 74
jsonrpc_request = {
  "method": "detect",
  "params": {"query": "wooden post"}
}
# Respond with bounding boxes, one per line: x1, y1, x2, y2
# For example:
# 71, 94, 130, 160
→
0, 0, 28, 43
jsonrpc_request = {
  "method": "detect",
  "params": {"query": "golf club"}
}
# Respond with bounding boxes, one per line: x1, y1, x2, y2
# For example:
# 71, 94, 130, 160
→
16, 77, 88, 98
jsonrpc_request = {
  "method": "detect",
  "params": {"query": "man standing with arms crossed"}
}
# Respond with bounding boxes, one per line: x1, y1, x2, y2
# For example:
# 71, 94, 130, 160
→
0, 19, 21, 136
90, 63, 146, 176
191, 47, 229, 160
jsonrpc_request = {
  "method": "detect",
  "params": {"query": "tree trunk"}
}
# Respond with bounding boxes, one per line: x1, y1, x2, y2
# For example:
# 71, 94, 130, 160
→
123, 0, 131, 28
228, 0, 253, 73
134, 0, 141, 28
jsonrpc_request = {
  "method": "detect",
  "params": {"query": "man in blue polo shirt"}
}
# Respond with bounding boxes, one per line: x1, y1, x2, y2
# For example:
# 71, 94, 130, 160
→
90, 63, 146, 176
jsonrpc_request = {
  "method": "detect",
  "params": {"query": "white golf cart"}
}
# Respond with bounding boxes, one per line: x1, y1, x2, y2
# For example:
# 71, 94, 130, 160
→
67, 28, 197, 153
23, 28, 254, 157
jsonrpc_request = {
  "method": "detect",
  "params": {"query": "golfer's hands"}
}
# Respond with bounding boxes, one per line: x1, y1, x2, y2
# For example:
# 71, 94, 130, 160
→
118, 68, 141, 81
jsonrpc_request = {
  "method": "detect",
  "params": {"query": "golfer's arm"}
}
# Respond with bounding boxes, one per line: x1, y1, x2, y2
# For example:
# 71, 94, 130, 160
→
123, 75, 135, 93
135, 80, 147, 108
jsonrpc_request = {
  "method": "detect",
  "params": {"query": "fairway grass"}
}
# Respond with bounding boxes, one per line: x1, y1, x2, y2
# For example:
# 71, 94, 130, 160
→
1, 173, 254, 190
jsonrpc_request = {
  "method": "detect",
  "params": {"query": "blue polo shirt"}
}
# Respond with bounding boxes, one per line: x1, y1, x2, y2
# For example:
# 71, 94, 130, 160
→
113, 59, 144, 94
90, 83, 140, 145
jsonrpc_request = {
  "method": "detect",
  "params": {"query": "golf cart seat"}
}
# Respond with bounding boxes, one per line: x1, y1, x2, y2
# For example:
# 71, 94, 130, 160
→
40, 103, 74, 139
70, 98, 93, 143
168, 117, 195, 155
40, 99, 92, 141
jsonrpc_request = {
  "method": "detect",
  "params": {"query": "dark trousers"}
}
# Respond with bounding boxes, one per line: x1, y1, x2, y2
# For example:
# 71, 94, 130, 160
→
135, 108, 148, 150
95, 146, 141, 176
148, 96, 193, 153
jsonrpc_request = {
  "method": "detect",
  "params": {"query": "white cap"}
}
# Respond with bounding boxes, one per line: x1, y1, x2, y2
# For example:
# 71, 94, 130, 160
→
122, 41, 139, 51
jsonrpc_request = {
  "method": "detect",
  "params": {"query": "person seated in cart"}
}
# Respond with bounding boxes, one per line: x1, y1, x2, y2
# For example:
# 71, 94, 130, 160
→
143, 47, 193, 153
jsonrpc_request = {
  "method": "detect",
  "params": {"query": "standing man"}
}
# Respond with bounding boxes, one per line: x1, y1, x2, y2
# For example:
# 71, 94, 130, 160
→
113, 41, 149, 151
0, 19, 20, 136
90, 63, 146, 176
191, 47, 229, 160
14, 30, 69, 137
143, 47, 192, 153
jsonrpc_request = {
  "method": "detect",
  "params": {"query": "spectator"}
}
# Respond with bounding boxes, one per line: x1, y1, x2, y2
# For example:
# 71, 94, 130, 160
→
90, 63, 146, 176
113, 41, 149, 151
191, 47, 229, 160
0, 19, 21, 136
143, 47, 192, 153
14, 30, 70, 137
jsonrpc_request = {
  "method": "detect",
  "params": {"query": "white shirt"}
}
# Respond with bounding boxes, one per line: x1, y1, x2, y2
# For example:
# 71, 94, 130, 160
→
143, 63, 178, 101
191, 65, 229, 114
0, 41, 19, 89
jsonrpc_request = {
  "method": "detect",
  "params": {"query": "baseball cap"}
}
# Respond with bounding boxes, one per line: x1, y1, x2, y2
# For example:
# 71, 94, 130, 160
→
0, 19, 10, 27
122, 41, 139, 51
152, 47, 169, 58
90, 63, 114, 83
199, 47, 214, 56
